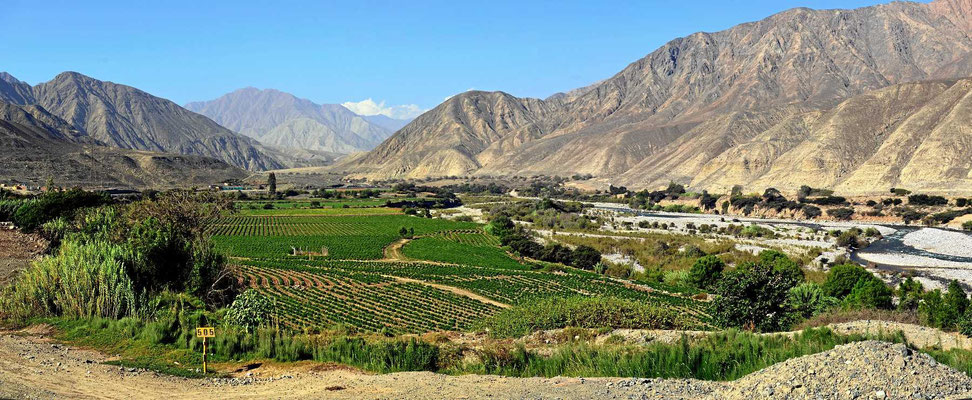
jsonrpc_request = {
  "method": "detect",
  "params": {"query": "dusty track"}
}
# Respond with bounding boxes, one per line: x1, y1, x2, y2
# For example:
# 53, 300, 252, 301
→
4, 324, 972, 399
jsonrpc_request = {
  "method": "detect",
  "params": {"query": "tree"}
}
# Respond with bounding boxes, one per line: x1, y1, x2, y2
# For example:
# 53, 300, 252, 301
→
897, 277, 924, 311
797, 185, 812, 200
267, 172, 277, 196
688, 255, 724, 290
822, 264, 873, 298
712, 262, 801, 332
398, 226, 412, 238
699, 191, 717, 210
788, 283, 837, 319
486, 215, 515, 238
844, 278, 893, 309
571, 246, 602, 270
759, 250, 804, 283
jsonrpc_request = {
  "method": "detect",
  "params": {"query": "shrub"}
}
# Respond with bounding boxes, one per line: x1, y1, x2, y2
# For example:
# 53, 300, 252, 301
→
835, 230, 865, 248
712, 262, 801, 332
687, 255, 724, 290
826, 207, 855, 221
964, 221, 972, 232
479, 297, 689, 338
844, 278, 893, 310
11, 188, 107, 232
802, 205, 822, 219
890, 188, 911, 196
226, 290, 273, 332
788, 283, 838, 319
571, 245, 602, 270
822, 264, 873, 299
908, 194, 948, 206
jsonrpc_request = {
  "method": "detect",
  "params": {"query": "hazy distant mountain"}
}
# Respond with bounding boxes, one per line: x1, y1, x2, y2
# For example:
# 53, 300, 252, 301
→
185, 88, 400, 154
0, 72, 283, 171
362, 114, 412, 132
0, 100, 246, 188
343, 0, 972, 194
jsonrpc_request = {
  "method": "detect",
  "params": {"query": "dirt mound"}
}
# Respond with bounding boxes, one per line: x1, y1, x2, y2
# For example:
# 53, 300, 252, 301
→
723, 341, 972, 399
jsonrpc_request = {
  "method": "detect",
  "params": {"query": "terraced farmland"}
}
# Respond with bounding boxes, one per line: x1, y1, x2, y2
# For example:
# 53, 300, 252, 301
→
238, 264, 498, 333
218, 208, 711, 333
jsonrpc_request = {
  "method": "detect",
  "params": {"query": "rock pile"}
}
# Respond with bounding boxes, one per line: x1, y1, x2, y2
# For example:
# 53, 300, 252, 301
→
723, 341, 972, 399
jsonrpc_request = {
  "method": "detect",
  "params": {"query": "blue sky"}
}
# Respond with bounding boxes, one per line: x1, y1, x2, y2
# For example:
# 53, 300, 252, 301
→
1, 0, 892, 118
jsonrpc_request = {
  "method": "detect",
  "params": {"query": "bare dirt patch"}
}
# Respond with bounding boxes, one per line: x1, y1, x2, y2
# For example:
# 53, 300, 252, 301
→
0, 229, 47, 286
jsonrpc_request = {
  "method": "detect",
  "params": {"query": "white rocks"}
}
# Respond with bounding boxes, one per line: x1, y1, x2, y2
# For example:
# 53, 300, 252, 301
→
903, 228, 972, 258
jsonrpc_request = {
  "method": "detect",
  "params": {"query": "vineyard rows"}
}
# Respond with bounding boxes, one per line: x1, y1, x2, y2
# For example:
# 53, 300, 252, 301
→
238, 264, 499, 333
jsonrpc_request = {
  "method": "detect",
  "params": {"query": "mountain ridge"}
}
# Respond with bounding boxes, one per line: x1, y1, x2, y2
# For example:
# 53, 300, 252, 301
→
340, 0, 972, 194
185, 87, 403, 154
0, 71, 283, 171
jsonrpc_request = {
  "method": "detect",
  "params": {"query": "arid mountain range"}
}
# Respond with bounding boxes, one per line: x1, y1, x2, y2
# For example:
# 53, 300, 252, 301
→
0, 100, 246, 188
1, 0, 970, 193
0, 72, 283, 171
185, 88, 402, 154
342, 0, 972, 195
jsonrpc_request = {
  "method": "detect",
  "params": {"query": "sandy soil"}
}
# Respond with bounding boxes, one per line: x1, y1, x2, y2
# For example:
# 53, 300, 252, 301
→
0, 229, 46, 286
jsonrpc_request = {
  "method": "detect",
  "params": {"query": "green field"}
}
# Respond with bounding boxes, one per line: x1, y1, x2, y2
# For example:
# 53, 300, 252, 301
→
212, 213, 478, 259
402, 231, 528, 270
214, 208, 710, 333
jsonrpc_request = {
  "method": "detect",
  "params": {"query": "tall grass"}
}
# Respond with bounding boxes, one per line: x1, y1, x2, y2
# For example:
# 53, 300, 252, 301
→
478, 296, 695, 338
51, 316, 439, 376
2, 240, 139, 322
461, 328, 907, 380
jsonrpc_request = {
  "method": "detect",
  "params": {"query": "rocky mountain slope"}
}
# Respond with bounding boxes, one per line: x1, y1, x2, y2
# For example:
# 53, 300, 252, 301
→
343, 0, 972, 195
0, 101, 246, 188
185, 88, 398, 154
0, 72, 282, 171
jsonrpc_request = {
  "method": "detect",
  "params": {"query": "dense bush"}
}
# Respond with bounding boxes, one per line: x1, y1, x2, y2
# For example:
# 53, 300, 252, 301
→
964, 221, 972, 231
843, 278, 893, 309
571, 246, 602, 270
2, 190, 236, 322
822, 264, 874, 299
919, 280, 969, 331
802, 205, 822, 219
896, 277, 924, 311
712, 257, 802, 332
788, 283, 838, 319
908, 194, 948, 206
9, 188, 108, 232
226, 290, 273, 332
687, 255, 724, 290
826, 207, 855, 221
803, 196, 848, 206
479, 296, 689, 338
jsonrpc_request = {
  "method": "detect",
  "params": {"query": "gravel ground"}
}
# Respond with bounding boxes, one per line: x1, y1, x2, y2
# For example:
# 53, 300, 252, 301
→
4, 329, 972, 399
904, 228, 972, 258
723, 341, 972, 399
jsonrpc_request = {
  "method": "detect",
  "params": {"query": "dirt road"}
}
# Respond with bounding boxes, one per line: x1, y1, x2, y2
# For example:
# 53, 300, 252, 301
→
0, 330, 687, 399
5, 324, 972, 399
